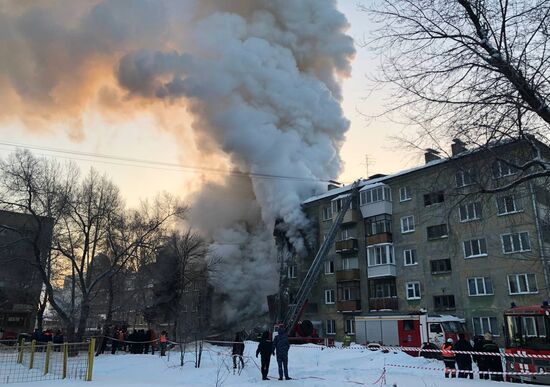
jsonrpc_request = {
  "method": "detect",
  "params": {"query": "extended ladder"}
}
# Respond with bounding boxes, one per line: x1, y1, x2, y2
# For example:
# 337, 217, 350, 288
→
283, 180, 360, 334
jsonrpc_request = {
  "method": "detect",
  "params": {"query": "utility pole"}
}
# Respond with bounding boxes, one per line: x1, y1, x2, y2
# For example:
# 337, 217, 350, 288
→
364, 154, 375, 177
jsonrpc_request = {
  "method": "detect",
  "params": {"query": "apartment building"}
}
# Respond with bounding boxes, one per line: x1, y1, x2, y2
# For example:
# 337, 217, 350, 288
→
293, 138, 550, 345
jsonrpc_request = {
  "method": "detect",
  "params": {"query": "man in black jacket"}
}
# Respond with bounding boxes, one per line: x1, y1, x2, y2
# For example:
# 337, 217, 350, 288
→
273, 327, 291, 380
454, 333, 473, 379
482, 333, 503, 381
232, 333, 245, 370
256, 331, 273, 380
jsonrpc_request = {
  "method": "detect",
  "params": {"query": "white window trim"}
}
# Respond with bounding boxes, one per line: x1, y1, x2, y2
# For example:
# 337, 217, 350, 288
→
367, 244, 395, 267
401, 215, 415, 234
324, 289, 335, 304
324, 260, 334, 275
507, 274, 538, 295
501, 232, 532, 254
399, 186, 412, 202
458, 202, 482, 223
463, 238, 488, 259
288, 265, 297, 279
467, 277, 494, 296
345, 319, 355, 335
472, 317, 500, 337
326, 320, 336, 335
496, 196, 523, 216
406, 281, 421, 300
403, 249, 418, 266
492, 160, 517, 179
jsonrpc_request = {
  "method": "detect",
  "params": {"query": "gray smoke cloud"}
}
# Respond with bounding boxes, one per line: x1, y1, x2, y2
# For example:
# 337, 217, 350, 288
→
0, 0, 355, 326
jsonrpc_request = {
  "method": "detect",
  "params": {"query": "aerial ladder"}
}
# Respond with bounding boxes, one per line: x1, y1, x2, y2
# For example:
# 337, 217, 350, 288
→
282, 180, 361, 335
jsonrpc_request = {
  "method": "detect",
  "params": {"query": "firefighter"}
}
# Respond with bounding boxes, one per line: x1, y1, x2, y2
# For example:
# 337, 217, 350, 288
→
453, 333, 473, 379
441, 338, 456, 378
256, 331, 273, 380
232, 332, 245, 369
482, 333, 503, 381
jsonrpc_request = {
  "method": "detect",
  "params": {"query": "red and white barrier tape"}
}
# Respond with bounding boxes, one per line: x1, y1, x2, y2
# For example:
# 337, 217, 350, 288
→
385, 363, 550, 376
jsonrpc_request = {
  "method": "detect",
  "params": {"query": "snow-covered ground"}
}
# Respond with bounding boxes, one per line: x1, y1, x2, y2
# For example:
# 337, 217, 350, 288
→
14, 342, 520, 386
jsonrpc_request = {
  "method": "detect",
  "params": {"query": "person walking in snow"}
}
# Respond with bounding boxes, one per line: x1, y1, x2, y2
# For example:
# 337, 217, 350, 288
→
232, 332, 245, 369
273, 326, 291, 380
256, 331, 273, 380
454, 333, 473, 379
441, 338, 456, 378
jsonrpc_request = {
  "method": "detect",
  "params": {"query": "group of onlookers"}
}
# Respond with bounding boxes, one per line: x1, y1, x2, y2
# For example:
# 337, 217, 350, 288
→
440, 332, 503, 381
96, 325, 168, 356
31, 328, 64, 345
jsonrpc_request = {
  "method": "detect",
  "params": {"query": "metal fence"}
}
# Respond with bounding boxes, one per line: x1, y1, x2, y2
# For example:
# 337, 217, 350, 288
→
0, 339, 95, 384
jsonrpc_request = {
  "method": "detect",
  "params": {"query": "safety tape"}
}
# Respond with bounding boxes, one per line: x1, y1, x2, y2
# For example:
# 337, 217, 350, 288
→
385, 363, 550, 376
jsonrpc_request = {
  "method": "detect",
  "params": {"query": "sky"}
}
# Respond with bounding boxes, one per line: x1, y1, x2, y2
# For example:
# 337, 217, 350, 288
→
0, 1, 420, 207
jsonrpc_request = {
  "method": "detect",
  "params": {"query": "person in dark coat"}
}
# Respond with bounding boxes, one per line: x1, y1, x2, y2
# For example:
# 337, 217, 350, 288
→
256, 331, 273, 380
441, 338, 456, 378
482, 333, 503, 381
454, 333, 473, 379
273, 327, 291, 380
473, 335, 488, 379
232, 333, 245, 369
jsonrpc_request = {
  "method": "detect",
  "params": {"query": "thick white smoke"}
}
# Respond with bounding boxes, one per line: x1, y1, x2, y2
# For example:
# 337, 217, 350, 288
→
0, 0, 355, 326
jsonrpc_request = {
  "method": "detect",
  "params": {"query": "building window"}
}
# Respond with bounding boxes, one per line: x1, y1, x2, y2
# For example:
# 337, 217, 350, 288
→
508, 274, 538, 295
434, 295, 455, 310
367, 244, 394, 266
360, 186, 392, 205
463, 238, 488, 258
324, 289, 335, 304
370, 279, 397, 298
403, 249, 417, 266
456, 169, 476, 188
341, 227, 354, 240
492, 159, 517, 179
472, 317, 499, 336
288, 265, 297, 279
399, 186, 412, 202
423, 191, 445, 206
459, 202, 482, 222
496, 195, 521, 215
366, 214, 392, 236
322, 206, 333, 221
501, 232, 531, 253
324, 260, 334, 275
342, 256, 359, 270
406, 282, 421, 300
468, 277, 494, 296
339, 282, 360, 301
345, 319, 355, 335
326, 319, 336, 335
427, 224, 448, 240
430, 258, 451, 274
401, 215, 415, 233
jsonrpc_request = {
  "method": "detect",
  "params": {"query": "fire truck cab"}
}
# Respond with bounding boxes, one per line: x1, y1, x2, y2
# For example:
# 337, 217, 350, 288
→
355, 312, 465, 351
504, 304, 550, 384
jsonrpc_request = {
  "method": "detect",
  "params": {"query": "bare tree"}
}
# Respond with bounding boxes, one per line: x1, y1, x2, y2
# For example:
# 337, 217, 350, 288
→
365, 0, 550, 183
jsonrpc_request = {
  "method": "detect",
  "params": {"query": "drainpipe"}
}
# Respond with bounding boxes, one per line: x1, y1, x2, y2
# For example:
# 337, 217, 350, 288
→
529, 182, 550, 300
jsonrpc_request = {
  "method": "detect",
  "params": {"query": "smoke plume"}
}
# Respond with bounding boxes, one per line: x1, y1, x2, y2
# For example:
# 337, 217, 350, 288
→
0, 0, 355, 326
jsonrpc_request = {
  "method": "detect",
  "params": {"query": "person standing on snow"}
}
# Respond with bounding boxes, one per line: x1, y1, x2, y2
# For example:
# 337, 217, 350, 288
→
256, 331, 273, 380
453, 333, 473, 379
441, 338, 456, 378
232, 332, 245, 369
159, 331, 168, 356
482, 333, 503, 381
273, 326, 291, 380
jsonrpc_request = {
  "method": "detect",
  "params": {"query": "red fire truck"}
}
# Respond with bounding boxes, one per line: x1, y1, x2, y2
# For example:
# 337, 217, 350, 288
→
504, 303, 550, 384
355, 312, 465, 354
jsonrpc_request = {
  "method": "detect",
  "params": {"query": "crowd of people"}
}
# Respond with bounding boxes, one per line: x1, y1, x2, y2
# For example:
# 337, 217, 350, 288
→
439, 333, 503, 381
95, 326, 168, 357
31, 328, 65, 345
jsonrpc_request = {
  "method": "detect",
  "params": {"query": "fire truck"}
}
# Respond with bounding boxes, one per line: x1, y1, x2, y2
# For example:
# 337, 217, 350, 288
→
355, 312, 465, 353
504, 303, 550, 384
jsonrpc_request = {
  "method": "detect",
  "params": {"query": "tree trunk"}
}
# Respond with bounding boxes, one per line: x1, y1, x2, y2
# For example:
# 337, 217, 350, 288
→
35, 292, 48, 332
76, 300, 91, 342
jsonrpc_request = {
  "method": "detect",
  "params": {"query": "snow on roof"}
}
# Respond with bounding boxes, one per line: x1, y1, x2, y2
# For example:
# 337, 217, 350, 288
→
331, 193, 351, 201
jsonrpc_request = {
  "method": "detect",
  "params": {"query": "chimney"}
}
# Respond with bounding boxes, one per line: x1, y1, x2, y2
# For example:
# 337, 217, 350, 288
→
424, 148, 441, 164
328, 180, 341, 191
451, 139, 467, 156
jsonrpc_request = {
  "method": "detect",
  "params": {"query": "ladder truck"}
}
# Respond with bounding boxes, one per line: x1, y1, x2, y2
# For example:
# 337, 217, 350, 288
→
276, 180, 361, 340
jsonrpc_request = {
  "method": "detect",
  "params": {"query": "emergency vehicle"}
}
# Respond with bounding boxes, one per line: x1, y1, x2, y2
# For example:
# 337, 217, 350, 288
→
504, 303, 550, 384
355, 312, 465, 353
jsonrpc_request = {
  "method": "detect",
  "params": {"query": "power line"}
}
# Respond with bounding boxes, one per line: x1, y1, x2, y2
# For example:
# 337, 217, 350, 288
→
0, 141, 333, 184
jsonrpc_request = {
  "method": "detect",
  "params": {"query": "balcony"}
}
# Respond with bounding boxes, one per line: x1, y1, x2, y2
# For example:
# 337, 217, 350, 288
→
367, 264, 396, 279
336, 269, 361, 282
366, 232, 392, 246
368, 297, 398, 311
341, 209, 360, 224
336, 300, 361, 312
335, 238, 358, 253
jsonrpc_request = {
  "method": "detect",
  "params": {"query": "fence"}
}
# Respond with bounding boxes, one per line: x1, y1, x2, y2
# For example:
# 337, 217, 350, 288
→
0, 339, 95, 384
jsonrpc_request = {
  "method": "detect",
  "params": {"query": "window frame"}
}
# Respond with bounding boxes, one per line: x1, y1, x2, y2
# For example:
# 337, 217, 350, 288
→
367, 244, 395, 267
430, 258, 452, 274
427, 224, 448, 240
406, 281, 421, 300
472, 317, 500, 336
399, 186, 412, 202
326, 319, 336, 335
400, 215, 415, 234
501, 232, 531, 254
322, 205, 333, 221
496, 195, 522, 216
403, 249, 418, 266
324, 260, 335, 275
492, 159, 517, 179
324, 289, 335, 304
467, 277, 494, 296
463, 238, 488, 258
342, 256, 359, 270
456, 169, 476, 188
508, 273, 538, 295
345, 319, 355, 335
423, 191, 445, 207
459, 201, 482, 222
433, 295, 456, 310
288, 265, 297, 279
